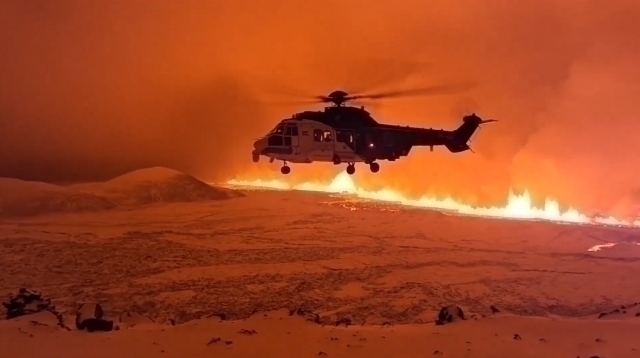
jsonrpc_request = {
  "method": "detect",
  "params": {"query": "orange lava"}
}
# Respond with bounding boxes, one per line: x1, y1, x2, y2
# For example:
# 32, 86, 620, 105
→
226, 171, 640, 228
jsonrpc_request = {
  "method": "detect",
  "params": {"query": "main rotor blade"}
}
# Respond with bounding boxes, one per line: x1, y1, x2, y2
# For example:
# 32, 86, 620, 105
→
265, 98, 324, 106
353, 81, 477, 100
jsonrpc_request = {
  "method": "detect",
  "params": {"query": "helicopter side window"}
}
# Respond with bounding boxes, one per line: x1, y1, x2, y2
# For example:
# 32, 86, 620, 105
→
313, 129, 323, 142
336, 130, 354, 144
284, 125, 298, 136
323, 130, 333, 142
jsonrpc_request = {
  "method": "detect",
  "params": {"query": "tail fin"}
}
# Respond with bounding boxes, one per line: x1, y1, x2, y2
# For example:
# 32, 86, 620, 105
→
445, 113, 496, 153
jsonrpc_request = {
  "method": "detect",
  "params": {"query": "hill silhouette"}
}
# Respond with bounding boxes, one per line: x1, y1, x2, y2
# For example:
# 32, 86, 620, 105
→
0, 167, 243, 218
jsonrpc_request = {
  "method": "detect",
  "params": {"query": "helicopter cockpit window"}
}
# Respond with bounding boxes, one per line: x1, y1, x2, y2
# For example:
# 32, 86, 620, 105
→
323, 130, 333, 142
285, 126, 292, 136
313, 129, 323, 142
269, 125, 285, 135
267, 135, 284, 147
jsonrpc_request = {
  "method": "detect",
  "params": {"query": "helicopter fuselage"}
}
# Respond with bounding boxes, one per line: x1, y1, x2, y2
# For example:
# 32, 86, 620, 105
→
252, 106, 494, 175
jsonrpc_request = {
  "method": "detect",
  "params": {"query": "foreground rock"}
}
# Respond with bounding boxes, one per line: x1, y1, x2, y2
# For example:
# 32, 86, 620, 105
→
2, 288, 70, 330
435, 305, 465, 325
76, 303, 114, 332
289, 307, 320, 324
3, 288, 54, 319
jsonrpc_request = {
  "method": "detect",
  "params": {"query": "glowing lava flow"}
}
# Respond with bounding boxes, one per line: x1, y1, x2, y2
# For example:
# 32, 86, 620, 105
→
226, 171, 640, 228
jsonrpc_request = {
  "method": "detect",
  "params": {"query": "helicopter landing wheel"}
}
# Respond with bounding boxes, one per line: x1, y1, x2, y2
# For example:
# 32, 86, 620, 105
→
369, 162, 380, 173
281, 163, 291, 175
346, 163, 356, 175
252, 154, 260, 163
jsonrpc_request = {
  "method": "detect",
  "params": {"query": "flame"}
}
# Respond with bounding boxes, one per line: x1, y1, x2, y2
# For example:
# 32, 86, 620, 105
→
226, 171, 640, 228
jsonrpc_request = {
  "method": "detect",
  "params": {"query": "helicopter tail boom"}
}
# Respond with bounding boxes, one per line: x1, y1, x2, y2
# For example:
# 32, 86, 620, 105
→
445, 114, 496, 153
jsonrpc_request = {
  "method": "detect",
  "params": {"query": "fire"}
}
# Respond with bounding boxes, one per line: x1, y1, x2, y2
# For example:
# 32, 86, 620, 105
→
226, 171, 640, 228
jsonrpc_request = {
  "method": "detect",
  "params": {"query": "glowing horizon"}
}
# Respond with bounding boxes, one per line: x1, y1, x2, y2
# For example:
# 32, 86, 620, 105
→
225, 171, 640, 228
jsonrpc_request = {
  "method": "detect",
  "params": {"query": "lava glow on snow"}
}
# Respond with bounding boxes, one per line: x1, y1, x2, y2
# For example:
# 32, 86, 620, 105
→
226, 171, 640, 229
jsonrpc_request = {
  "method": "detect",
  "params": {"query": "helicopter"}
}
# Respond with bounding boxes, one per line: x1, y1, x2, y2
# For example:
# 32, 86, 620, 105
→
252, 85, 496, 175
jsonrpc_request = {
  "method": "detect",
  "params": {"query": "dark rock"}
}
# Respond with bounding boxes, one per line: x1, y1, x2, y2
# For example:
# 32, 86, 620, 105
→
238, 329, 257, 335
29, 320, 48, 327
490, 305, 500, 314
206, 337, 221, 345
208, 313, 226, 320
539, 338, 547, 342
289, 307, 320, 324
335, 317, 352, 327
435, 305, 465, 325
79, 318, 113, 332
75, 303, 113, 332
598, 312, 608, 319
433, 350, 443, 355
2, 288, 70, 330
319, 316, 333, 326
225, 341, 233, 345
636, 312, 640, 317
318, 352, 328, 357
513, 334, 522, 340
2, 288, 52, 319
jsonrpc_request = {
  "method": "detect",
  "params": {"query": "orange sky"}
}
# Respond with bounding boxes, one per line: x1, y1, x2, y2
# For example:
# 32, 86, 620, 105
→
1, 0, 639, 217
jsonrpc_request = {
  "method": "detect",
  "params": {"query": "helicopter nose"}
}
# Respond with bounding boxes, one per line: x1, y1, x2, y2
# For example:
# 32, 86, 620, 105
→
253, 137, 266, 150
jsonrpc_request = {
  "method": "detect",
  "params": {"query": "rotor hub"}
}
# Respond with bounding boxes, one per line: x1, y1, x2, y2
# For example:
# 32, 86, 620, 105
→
326, 90, 350, 106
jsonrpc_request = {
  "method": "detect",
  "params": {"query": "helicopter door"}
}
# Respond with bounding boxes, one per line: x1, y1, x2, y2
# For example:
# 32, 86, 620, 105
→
285, 125, 299, 150
335, 129, 357, 161
311, 128, 335, 161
